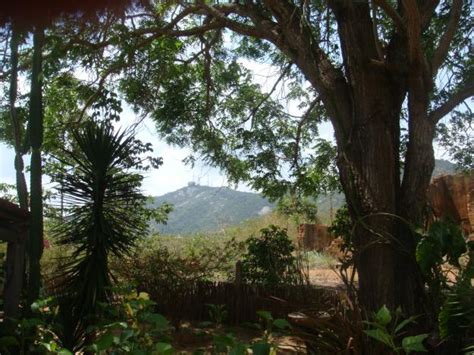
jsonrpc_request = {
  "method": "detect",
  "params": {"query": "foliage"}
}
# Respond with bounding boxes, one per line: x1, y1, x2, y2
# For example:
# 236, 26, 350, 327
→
363, 305, 428, 354
0, 183, 17, 203
0, 298, 72, 355
205, 304, 228, 329
436, 111, 474, 171
241, 225, 301, 286
415, 220, 474, 352
50, 121, 154, 349
276, 195, 319, 225
115, 235, 243, 285
86, 290, 174, 354
289, 299, 364, 354
416, 220, 467, 307
328, 204, 353, 253
437, 240, 474, 351
208, 310, 290, 355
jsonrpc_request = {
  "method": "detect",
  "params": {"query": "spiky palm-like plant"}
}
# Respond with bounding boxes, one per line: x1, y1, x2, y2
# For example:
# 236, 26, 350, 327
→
52, 121, 148, 349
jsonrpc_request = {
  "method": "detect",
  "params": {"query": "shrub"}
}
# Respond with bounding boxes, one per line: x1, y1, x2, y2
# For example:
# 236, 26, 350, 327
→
50, 122, 153, 350
241, 225, 301, 286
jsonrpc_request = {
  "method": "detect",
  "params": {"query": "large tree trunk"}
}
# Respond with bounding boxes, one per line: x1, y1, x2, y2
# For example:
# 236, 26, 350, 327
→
264, 0, 433, 317
27, 26, 45, 308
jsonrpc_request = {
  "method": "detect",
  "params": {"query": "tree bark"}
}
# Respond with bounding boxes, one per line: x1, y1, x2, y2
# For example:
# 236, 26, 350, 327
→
4, 22, 28, 320
27, 26, 45, 308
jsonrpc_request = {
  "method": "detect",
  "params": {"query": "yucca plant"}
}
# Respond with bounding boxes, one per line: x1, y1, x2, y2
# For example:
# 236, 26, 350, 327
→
51, 121, 149, 349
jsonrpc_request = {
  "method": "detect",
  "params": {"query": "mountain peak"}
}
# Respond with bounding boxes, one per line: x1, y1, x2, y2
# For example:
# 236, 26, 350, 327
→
151, 185, 274, 235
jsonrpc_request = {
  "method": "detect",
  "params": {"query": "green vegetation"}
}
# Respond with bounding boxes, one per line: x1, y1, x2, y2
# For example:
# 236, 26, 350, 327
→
241, 225, 301, 286
151, 185, 275, 235
363, 305, 428, 354
49, 122, 155, 350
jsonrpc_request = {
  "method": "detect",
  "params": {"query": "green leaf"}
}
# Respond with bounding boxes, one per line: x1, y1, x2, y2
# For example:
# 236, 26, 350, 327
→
156, 342, 174, 355
58, 349, 74, 355
364, 329, 395, 349
394, 316, 418, 335
416, 237, 442, 275
375, 305, 392, 326
143, 313, 169, 328
401, 334, 428, 354
229, 343, 248, 355
257, 311, 273, 321
0, 336, 19, 347
213, 334, 236, 348
273, 318, 291, 330
251, 342, 271, 355
94, 331, 115, 351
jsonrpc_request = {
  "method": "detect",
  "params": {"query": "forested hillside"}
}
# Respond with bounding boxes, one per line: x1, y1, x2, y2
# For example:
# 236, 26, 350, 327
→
152, 159, 456, 234
151, 183, 274, 235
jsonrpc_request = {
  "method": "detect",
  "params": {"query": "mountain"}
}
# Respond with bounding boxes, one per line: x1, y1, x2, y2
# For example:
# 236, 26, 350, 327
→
151, 160, 456, 234
432, 159, 457, 177
150, 183, 275, 235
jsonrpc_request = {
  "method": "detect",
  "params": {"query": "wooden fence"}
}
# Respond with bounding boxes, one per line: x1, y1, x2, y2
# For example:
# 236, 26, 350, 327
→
139, 281, 340, 325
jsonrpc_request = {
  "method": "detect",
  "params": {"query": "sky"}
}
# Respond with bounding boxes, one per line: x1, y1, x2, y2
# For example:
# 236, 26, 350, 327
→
0, 59, 452, 198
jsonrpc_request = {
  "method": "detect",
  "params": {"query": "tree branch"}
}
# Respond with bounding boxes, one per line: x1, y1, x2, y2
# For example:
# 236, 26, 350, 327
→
430, 0, 463, 76
200, 3, 275, 41
292, 98, 319, 171
374, 0, 405, 32
247, 64, 292, 127
429, 82, 474, 123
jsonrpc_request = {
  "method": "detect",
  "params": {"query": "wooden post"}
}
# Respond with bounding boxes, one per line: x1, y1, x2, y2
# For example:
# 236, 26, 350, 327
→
0, 199, 29, 319
4, 237, 25, 319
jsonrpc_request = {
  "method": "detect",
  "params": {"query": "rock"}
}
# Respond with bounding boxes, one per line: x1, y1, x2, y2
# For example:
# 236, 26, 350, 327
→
297, 224, 334, 251
428, 173, 474, 238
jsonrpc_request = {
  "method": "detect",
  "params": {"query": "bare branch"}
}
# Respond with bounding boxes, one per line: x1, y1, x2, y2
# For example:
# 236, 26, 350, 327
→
76, 63, 125, 124
373, 0, 405, 32
430, 0, 463, 76
292, 98, 319, 171
200, 3, 275, 41
248, 64, 292, 127
429, 82, 474, 123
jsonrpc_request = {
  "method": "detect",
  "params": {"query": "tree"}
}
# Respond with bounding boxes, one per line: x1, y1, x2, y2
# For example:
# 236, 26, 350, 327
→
27, 25, 45, 308
51, 121, 152, 349
4, 0, 474, 323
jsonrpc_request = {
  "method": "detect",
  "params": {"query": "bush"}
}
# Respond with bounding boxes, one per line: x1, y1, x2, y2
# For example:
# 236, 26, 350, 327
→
241, 225, 301, 286
113, 235, 244, 291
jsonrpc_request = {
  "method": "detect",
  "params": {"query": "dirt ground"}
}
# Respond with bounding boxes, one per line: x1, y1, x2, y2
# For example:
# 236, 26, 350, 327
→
307, 265, 358, 288
171, 323, 307, 354
171, 266, 357, 354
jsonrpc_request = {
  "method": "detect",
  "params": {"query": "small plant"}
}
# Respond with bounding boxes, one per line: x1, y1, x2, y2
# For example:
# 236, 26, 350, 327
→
364, 305, 428, 354
206, 304, 228, 328
0, 298, 73, 354
86, 290, 174, 354
209, 310, 290, 355
241, 225, 301, 286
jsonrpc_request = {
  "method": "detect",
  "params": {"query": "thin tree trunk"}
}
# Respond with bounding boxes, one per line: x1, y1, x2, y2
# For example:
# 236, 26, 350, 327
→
3, 22, 28, 320
9, 23, 29, 210
27, 26, 45, 307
